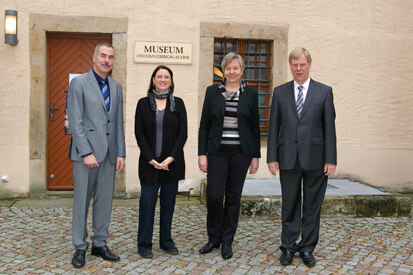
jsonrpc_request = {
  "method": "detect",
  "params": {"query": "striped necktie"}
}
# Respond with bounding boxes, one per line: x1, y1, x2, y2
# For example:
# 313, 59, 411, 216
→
101, 80, 110, 115
296, 85, 304, 118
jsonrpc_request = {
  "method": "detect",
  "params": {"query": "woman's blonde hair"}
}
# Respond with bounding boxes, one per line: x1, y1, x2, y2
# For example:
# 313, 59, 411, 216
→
221, 52, 245, 73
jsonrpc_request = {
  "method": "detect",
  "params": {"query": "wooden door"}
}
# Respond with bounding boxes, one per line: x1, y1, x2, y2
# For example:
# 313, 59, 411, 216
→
47, 33, 112, 190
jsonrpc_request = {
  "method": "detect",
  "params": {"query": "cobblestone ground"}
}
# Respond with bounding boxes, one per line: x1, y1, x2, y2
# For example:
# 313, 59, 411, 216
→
0, 205, 412, 274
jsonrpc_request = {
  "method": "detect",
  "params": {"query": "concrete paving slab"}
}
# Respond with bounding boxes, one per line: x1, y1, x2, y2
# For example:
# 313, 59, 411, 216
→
242, 178, 390, 196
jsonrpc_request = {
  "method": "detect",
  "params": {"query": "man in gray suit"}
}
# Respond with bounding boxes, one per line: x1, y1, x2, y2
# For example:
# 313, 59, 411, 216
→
267, 47, 336, 267
68, 43, 125, 268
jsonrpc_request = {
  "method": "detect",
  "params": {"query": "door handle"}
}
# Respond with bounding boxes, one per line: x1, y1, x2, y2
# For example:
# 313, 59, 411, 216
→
49, 102, 59, 122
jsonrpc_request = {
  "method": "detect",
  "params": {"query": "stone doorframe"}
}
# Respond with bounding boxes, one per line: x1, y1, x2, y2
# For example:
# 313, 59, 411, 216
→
29, 14, 128, 196
198, 22, 289, 118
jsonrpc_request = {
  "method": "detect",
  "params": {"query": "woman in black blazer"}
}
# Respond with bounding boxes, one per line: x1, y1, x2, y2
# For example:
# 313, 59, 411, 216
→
134, 65, 187, 259
198, 52, 261, 259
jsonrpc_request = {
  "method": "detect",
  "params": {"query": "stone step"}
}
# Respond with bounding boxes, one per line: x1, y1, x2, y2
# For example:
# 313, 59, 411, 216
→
201, 179, 412, 217
3, 179, 411, 217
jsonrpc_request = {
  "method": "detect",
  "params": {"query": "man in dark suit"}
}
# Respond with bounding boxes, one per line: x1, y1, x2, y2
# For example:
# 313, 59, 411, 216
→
68, 43, 125, 268
267, 47, 337, 267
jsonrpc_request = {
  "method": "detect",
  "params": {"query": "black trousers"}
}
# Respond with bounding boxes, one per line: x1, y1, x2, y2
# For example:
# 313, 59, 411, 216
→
137, 171, 178, 253
279, 157, 328, 253
206, 149, 252, 245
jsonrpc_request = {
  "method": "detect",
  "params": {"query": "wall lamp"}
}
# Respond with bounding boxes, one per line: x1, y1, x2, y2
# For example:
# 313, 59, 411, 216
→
5, 10, 18, 46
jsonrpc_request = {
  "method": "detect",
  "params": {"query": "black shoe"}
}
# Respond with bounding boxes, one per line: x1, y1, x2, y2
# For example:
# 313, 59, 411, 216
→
71, 249, 86, 268
199, 242, 220, 254
300, 251, 316, 267
91, 245, 120, 261
139, 250, 153, 259
161, 246, 179, 255
221, 244, 233, 260
280, 250, 295, 266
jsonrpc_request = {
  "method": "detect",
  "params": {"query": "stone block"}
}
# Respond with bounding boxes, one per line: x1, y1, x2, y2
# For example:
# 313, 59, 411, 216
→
354, 196, 397, 217
241, 197, 273, 218
322, 196, 356, 216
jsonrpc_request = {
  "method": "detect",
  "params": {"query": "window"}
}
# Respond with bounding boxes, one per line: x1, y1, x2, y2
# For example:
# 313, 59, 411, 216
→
213, 38, 272, 133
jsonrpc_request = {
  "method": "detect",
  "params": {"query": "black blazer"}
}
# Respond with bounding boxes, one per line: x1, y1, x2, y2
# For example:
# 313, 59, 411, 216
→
267, 79, 337, 170
134, 96, 187, 185
198, 84, 261, 158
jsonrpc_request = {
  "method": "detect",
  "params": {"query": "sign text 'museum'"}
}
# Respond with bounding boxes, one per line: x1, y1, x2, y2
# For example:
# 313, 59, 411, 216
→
134, 41, 192, 64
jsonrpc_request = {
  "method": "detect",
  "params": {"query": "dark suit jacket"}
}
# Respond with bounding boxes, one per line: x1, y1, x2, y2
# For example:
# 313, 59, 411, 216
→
134, 96, 187, 185
198, 84, 261, 158
68, 70, 125, 164
267, 79, 336, 170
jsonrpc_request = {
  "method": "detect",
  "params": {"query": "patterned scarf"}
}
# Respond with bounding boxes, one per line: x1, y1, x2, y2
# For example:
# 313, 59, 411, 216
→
149, 88, 176, 113
218, 78, 246, 100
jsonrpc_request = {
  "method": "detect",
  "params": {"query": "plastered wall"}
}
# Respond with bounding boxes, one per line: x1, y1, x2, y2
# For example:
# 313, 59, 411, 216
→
0, 0, 412, 197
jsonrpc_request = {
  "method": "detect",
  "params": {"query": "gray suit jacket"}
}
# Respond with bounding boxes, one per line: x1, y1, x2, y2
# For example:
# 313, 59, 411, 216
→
68, 70, 125, 164
267, 79, 336, 170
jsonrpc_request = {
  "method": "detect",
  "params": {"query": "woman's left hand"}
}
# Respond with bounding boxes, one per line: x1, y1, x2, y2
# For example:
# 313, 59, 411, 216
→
156, 156, 174, 171
249, 158, 259, 174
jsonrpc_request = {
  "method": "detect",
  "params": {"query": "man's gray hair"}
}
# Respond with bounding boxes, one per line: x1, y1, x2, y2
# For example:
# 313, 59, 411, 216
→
94, 43, 115, 56
289, 47, 312, 64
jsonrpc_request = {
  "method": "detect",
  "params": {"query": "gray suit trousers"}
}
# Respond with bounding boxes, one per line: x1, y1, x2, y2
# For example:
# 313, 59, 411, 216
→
72, 153, 115, 250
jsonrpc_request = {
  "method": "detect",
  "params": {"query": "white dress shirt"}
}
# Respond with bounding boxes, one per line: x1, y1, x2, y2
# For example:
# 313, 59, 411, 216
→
294, 77, 311, 103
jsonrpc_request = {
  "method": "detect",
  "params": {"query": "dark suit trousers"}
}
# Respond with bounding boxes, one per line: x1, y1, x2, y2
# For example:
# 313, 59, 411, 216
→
137, 171, 178, 253
279, 157, 328, 253
206, 149, 251, 245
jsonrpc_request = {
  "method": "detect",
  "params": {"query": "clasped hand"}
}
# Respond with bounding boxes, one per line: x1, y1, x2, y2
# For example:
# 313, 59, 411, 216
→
149, 157, 174, 171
